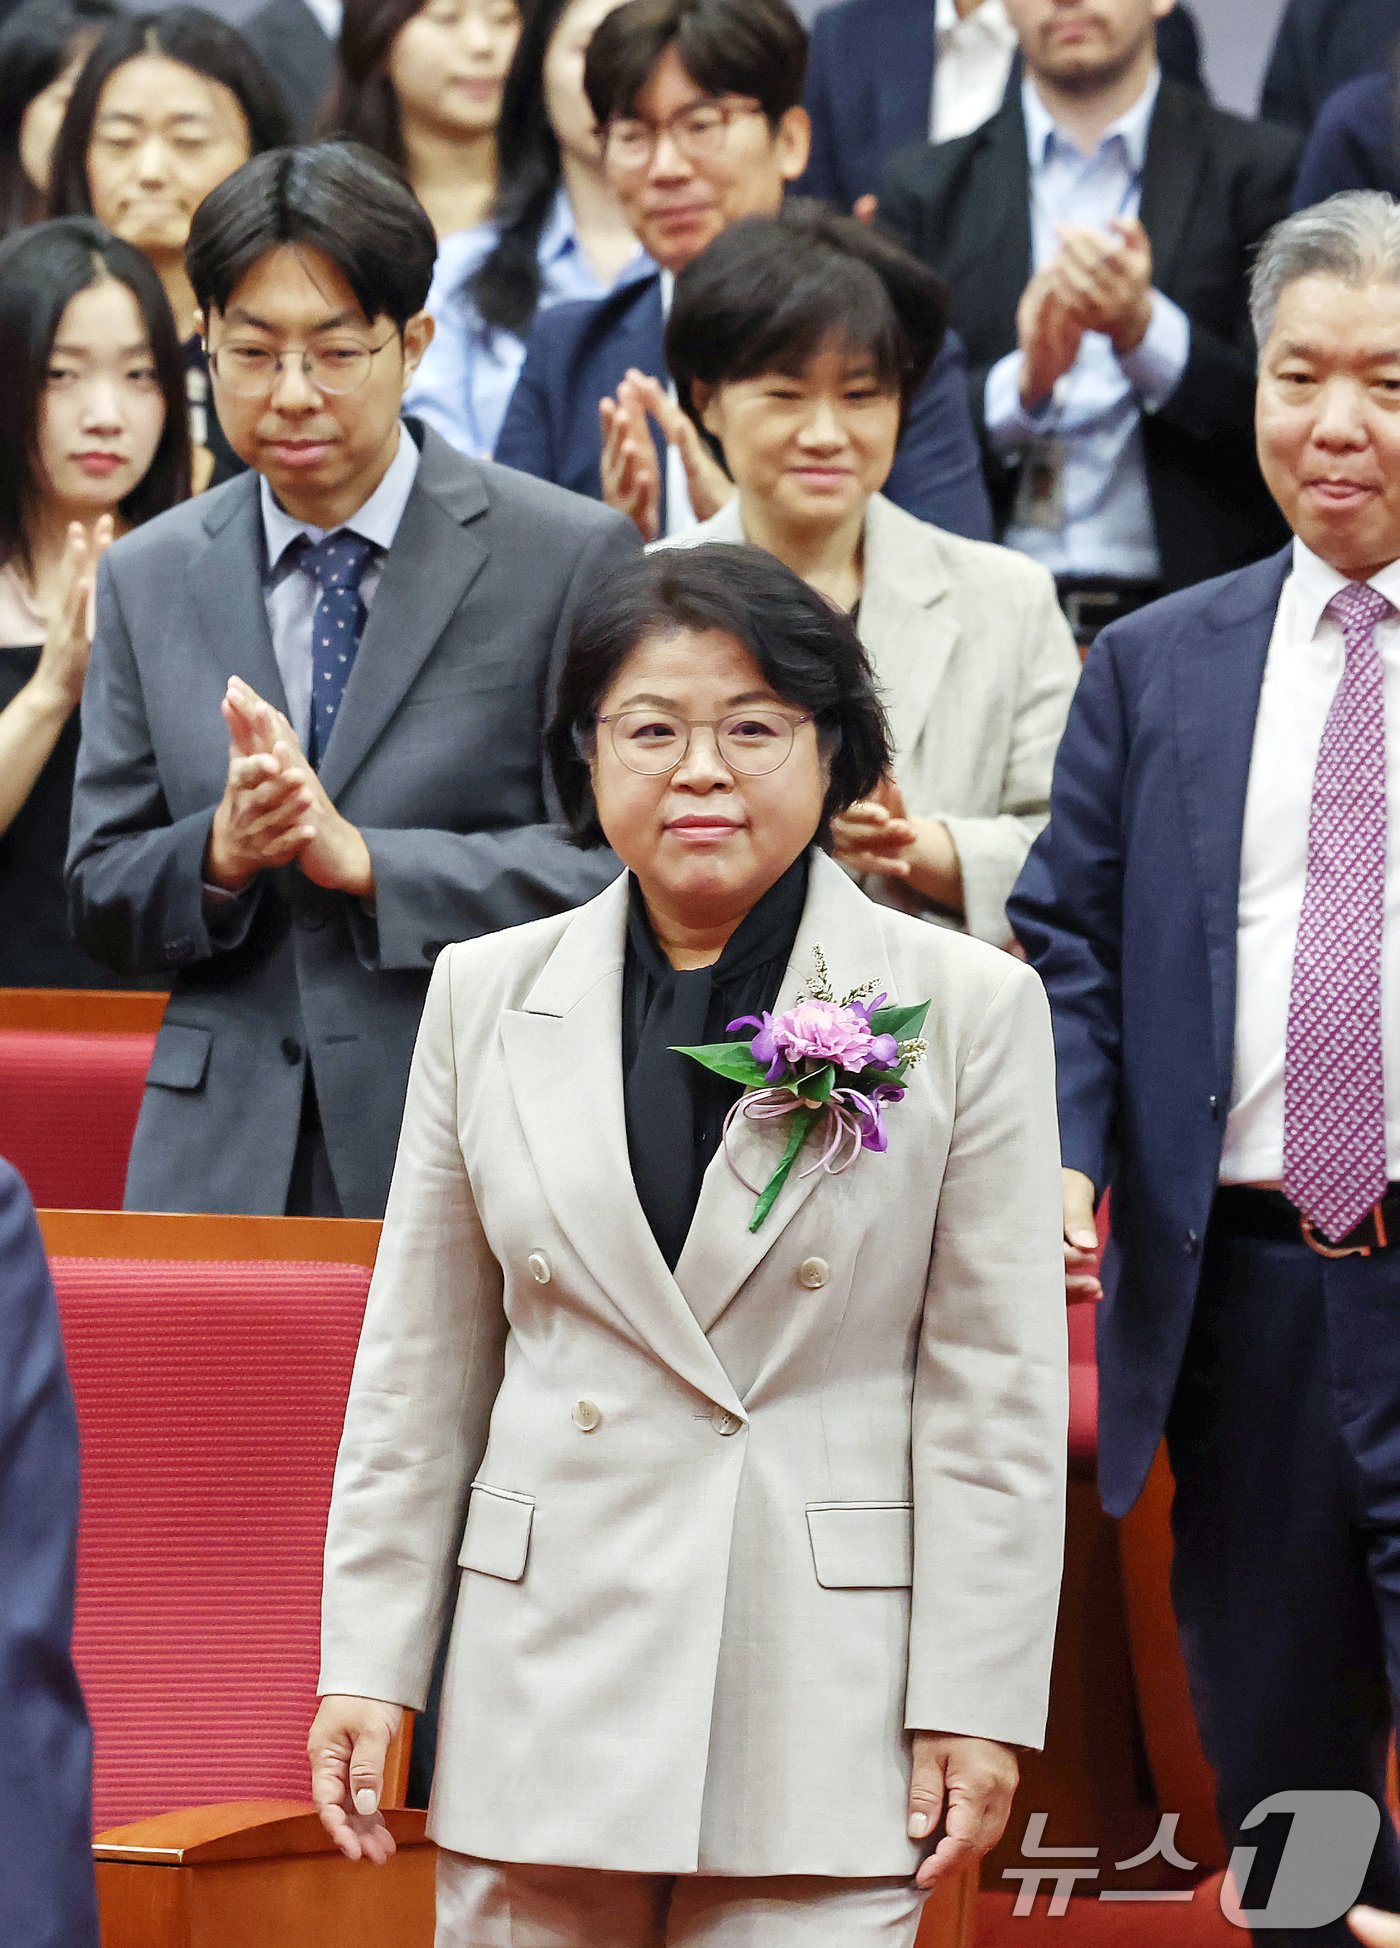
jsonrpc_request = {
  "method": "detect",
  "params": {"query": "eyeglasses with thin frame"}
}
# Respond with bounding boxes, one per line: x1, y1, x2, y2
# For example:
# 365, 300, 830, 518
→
205, 334, 398, 398
594, 707, 815, 777
600, 96, 767, 176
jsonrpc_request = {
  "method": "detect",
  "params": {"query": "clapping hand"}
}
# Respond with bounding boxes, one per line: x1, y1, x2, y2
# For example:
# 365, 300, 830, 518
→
1016, 267, 1085, 412
1051, 216, 1154, 355
33, 516, 114, 717
599, 368, 735, 541
1351, 1908, 1400, 1947
908, 1732, 1019, 1890
830, 775, 917, 881
204, 676, 374, 898
308, 1692, 403, 1865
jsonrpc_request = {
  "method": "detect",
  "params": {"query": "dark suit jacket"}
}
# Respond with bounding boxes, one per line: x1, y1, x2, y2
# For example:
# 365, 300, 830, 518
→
878, 81, 1300, 594
1293, 69, 1400, 205
1007, 550, 1297, 1516
66, 427, 638, 1219
0, 1159, 98, 1948
241, 0, 334, 137
798, 0, 1206, 211
494, 269, 994, 540
1262, 0, 1400, 136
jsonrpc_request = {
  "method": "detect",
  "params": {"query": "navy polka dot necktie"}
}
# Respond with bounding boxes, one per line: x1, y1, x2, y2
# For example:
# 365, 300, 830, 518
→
296, 530, 377, 767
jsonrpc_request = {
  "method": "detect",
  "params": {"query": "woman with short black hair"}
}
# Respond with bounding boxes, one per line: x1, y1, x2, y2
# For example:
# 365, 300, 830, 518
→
660, 204, 1081, 947
0, 217, 188, 985
403, 0, 648, 455
48, 6, 293, 485
0, 0, 118, 240
311, 540, 1067, 1948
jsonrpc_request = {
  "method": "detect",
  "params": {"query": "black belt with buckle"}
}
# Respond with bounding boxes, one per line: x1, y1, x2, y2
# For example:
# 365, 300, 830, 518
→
1212, 1185, 1400, 1257
1055, 577, 1162, 648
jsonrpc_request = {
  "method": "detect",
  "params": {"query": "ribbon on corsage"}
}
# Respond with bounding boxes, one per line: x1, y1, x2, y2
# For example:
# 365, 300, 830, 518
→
673, 947, 929, 1232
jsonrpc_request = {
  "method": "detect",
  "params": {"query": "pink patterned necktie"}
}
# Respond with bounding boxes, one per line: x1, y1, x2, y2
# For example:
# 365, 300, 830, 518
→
1282, 580, 1391, 1243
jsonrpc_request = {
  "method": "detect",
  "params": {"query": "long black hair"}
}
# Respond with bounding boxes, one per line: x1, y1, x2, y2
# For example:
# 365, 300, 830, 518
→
0, 0, 119, 239
0, 218, 191, 579
469, 0, 579, 337
319, 0, 428, 168
47, 7, 293, 219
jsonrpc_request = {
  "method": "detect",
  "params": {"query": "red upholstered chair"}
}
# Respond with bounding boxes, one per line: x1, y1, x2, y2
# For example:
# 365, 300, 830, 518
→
0, 991, 166, 1209
39, 1210, 434, 1948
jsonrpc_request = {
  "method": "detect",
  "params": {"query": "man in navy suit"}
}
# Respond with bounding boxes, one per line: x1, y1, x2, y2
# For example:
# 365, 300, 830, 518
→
800, 0, 1204, 213
0, 1160, 98, 1948
494, 0, 994, 543
1263, 0, 1400, 139
1010, 190, 1400, 1941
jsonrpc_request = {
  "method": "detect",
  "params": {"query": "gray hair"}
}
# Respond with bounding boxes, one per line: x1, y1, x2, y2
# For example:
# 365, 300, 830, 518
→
1250, 191, 1400, 348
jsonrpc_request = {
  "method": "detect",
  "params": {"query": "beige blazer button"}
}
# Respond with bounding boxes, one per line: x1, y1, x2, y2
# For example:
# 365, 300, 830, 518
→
710, 1406, 742, 1437
798, 1256, 830, 1289
527, 1252, 552, 1285
572, 1399, 602, 1432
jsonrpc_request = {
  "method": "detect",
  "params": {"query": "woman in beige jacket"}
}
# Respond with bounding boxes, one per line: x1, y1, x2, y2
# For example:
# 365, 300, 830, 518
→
656, 202, 1081, 947
310, 546, 1067, 1947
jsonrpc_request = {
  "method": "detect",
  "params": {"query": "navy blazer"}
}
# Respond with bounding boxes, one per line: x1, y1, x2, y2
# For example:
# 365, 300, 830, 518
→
1262, 0, 1400, 136
493, 270, 995, 541
0, 1160, 98, 1948
798, 0, 1206, 211
1007, 551, 1293, 1519
1293, 70, 1400, 206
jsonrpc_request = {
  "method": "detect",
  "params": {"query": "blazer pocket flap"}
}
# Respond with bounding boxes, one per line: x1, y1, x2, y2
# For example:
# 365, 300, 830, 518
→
459, 1484, 535, 1582
145, 1024, 212, 1091
806, 1501, 913, 1589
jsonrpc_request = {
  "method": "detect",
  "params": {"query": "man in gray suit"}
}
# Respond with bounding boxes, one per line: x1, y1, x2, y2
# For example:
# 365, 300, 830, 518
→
67, 142, 638, 1219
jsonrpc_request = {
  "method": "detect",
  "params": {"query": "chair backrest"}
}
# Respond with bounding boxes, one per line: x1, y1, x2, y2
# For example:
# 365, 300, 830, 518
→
40, 1211, 381, 1834
0, 991, 167, 1210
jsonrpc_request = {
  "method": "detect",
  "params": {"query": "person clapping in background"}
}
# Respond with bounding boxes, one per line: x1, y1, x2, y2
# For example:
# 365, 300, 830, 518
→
0, 219, 188, 988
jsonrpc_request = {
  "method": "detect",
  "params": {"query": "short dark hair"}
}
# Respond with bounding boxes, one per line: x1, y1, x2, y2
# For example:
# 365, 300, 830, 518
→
547, 545, 891, 848
0, 217, 191, 579
47, 7, 294, 220
583, 0, 806, 130
185, 142, 437, 328
666, 201, 947, 423
0, 0, 119, 239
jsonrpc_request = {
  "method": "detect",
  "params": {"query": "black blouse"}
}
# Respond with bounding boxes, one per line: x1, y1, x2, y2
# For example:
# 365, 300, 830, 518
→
621, 854, 809, 1271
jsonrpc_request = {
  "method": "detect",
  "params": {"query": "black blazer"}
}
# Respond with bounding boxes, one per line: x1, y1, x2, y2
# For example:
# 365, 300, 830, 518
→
798, 0, 1205, 210
1261, 0, 1400, 137
878, 80, 1302, 595
241, 0, 335, 137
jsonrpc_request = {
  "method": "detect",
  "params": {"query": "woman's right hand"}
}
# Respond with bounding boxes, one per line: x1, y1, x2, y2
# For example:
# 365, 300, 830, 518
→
307, 1693, 404, 1863
32, 517, 113, 717
1063, 1167, 1102, 1305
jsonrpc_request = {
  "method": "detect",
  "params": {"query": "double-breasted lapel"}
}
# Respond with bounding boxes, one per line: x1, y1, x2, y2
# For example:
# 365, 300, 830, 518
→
673, 854, 898, 1338
1172, 548, 1290, 1089
317, 432, 491, 800
194, 475, 291, 717
856, 494, 960, 762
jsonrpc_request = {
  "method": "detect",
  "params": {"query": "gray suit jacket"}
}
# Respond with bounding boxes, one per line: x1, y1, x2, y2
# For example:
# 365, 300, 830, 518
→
66, 428, 638, 1217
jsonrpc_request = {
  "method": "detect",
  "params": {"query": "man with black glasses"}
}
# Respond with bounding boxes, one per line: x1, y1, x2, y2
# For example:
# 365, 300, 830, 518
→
67, 141, 637, 1219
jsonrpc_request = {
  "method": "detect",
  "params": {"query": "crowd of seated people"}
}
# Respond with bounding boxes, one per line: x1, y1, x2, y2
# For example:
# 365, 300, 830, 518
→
8, 1, 1400, 1936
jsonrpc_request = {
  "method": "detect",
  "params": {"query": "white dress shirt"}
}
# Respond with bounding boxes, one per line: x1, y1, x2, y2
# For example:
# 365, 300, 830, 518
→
1221, 539, 1400, 1184
259, 424, 420, 745
929, 0, 1018, 145
299, 0, 341, 39
983, 71, 1191, 582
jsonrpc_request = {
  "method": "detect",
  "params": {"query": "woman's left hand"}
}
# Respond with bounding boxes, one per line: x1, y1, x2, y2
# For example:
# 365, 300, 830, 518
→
830, 777, 917, 880
907, 1731, 1019, 1889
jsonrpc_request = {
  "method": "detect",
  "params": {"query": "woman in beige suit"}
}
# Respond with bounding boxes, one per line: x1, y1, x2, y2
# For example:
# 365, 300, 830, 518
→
310, 546, 1067, 1946
656, 203, 1081, 947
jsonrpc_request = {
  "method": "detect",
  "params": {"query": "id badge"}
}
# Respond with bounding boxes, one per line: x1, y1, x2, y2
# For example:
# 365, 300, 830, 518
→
1013, 435, 1066, 532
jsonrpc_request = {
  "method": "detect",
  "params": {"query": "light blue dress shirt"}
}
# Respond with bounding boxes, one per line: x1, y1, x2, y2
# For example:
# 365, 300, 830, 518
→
403, 189, 652, 459
259, 424, 420, 746
983, 70, 1191, 582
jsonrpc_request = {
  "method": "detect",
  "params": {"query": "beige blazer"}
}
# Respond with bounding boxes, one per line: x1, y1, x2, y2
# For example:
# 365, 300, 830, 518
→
319, 852, 1068, 1876
655, 495, 1081, 945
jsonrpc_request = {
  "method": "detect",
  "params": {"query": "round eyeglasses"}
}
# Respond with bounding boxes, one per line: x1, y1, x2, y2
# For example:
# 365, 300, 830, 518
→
206, 335, 398, 399
600, 97, 766, 176
595, 708, 815, 777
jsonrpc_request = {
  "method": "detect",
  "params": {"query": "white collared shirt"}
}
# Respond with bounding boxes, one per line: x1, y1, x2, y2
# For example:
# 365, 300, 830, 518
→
1221, 538, 1400, 1184
259, 423, 420, 744
299, 0, 341, 39
929, 0, 1018, 145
